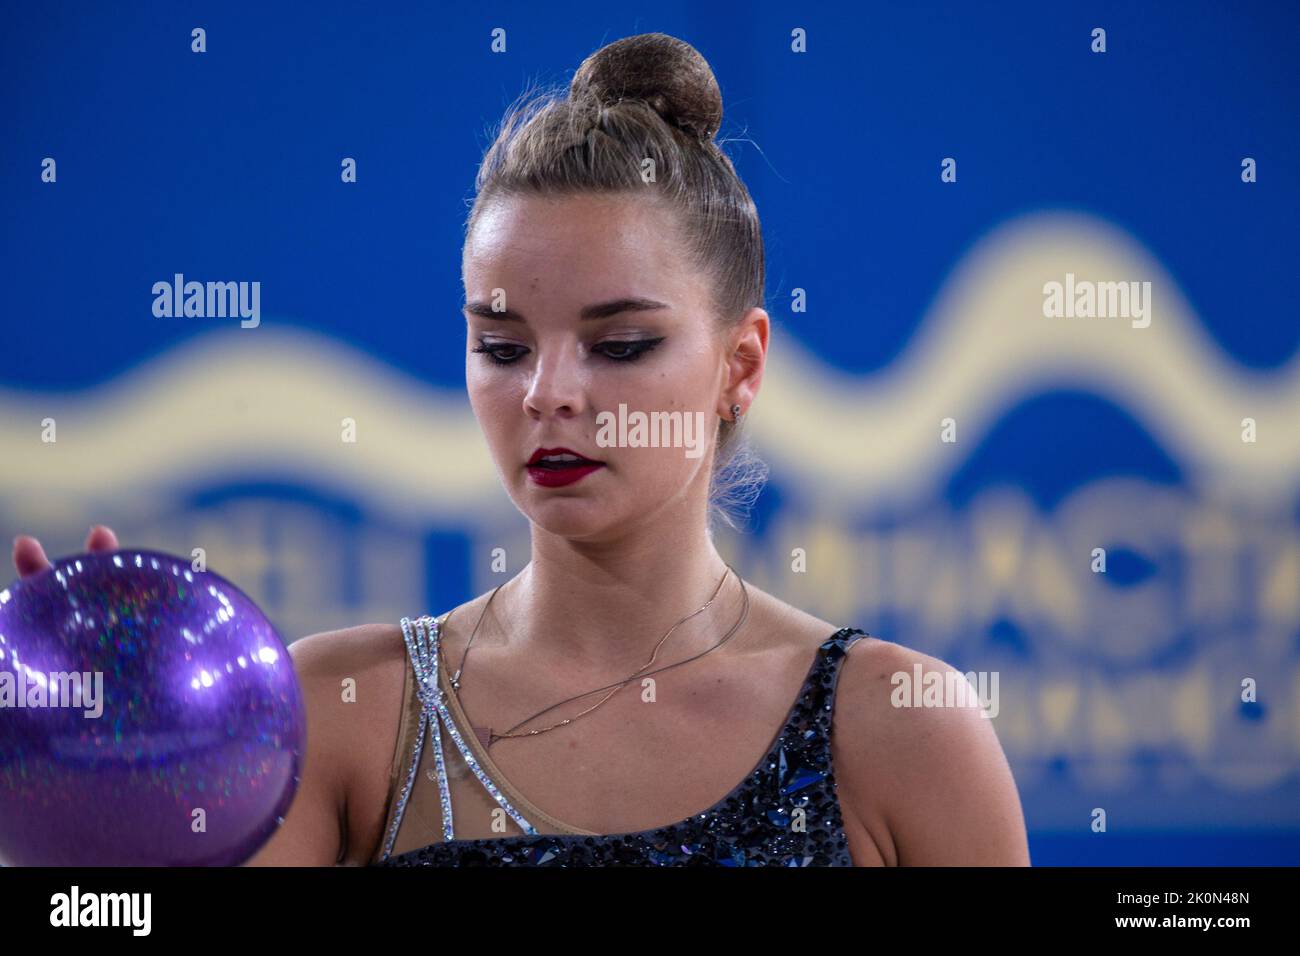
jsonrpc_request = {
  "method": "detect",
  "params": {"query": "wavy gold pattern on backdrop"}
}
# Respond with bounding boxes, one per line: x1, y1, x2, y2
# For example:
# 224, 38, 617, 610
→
2, 211, 1298, 520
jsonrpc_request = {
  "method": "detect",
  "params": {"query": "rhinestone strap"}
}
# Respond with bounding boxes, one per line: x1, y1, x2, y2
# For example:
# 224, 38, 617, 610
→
420, 614, 540, 837
412, 615, 456, 840
380, 614, 538, 859
378, 616, 439, 859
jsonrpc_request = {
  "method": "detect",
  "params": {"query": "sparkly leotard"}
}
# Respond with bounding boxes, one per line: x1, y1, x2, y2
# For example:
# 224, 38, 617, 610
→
369, 612, 871, 867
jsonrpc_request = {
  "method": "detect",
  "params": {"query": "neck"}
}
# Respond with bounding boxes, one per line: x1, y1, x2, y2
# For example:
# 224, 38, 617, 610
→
495, 506, 742, 671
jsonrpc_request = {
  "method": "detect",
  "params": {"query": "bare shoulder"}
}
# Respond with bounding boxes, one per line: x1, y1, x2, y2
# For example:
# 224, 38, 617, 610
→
289, 620, 407, 675
287, 621, 412, 863
245, 620, 411, 865
288, 621, 410, 744
831, 638, 1031, 865
287, 620, 410, 785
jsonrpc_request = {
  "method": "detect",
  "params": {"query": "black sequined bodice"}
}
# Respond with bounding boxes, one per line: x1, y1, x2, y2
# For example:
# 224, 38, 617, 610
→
374, 627, 869, 867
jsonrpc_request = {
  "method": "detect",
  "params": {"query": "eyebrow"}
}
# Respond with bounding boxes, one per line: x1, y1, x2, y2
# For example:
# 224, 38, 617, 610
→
462, 296, 671, 322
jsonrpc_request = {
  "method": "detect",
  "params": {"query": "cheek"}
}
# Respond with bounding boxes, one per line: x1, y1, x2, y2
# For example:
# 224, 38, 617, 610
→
653, 346, 719, 407
466, 364, 522, 437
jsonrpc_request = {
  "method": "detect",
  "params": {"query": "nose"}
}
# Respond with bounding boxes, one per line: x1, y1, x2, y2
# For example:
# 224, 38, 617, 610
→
523, 343, 586, 420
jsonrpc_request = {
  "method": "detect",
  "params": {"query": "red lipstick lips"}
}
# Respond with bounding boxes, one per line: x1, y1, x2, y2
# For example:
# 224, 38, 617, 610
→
526, 446, 605, 488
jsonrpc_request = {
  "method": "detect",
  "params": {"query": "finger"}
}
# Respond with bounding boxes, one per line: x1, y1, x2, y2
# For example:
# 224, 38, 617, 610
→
86, 525, 119, 553
12, 535, 53, 579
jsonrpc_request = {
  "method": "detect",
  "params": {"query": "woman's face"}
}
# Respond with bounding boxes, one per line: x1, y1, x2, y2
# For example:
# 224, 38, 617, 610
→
462, 192, 737, 541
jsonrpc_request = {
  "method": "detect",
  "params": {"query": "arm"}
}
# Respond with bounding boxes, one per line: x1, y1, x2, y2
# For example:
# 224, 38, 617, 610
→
835, 639, 1031, 866
243, 633, 349, 866
244, 622, 408, 866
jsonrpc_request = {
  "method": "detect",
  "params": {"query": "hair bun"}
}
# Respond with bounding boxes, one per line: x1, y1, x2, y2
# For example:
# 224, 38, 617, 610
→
570, 33, 723, 141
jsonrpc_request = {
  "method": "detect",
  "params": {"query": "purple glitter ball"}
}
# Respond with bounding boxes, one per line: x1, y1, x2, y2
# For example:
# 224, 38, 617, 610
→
0, 549, 305, 866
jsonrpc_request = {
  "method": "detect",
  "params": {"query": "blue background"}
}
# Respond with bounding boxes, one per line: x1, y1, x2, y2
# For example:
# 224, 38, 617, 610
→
3, 1, 1298, 865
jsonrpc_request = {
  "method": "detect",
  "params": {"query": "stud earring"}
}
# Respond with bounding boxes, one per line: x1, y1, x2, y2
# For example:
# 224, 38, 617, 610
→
730, 403, 743, 423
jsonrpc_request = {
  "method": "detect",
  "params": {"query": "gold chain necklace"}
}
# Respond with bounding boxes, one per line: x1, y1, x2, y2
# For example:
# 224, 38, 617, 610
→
449, 565, 750, 749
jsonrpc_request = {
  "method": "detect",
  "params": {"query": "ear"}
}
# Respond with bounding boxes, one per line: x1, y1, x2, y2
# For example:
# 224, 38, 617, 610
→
718, 307, 768, 420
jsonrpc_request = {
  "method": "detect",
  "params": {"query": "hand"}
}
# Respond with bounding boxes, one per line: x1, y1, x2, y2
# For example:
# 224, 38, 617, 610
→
11, 525, 120, 579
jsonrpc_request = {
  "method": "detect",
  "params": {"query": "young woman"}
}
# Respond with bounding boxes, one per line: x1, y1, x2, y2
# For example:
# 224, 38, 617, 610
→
12, 33, 1029, 866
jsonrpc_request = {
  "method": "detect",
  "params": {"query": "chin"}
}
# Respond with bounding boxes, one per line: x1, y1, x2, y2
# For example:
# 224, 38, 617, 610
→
512, 484, 621, 538
529, 508, 628, 542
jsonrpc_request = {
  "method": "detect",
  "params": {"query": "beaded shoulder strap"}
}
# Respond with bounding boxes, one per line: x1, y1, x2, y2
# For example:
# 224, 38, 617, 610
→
826, 629, 869, 668
379, 613, 540, 860
820, 628, 870, 728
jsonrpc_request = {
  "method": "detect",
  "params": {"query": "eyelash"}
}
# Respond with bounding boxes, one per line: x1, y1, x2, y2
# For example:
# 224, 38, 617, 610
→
471, 337, 666, 366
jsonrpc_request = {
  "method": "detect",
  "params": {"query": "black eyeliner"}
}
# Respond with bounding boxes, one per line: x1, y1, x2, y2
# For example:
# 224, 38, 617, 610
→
471, 336, 666, 365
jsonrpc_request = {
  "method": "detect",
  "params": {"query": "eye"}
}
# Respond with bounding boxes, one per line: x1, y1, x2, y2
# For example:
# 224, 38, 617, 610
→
594, 337, 666, 362
472, 339, 528, 365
